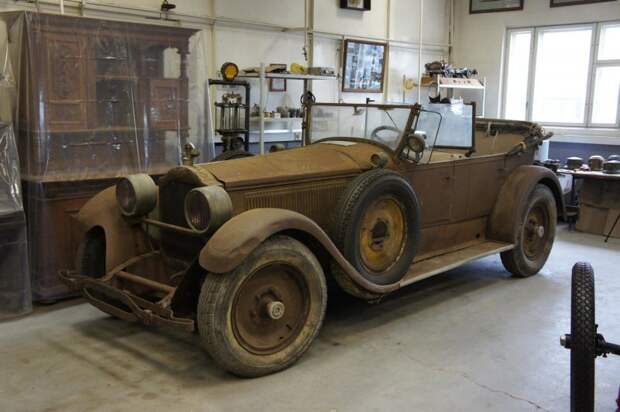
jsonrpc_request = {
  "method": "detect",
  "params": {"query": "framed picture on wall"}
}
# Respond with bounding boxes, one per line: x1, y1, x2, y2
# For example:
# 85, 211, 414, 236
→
269, 78, 286, 92
342, 39, 387, 93
469, 0, 524, 14
550, 0, 616, 7
339, 0, 371, 11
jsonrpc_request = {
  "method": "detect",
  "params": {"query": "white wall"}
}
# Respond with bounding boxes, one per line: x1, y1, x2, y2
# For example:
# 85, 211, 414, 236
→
452, 0, 620, 118
0, 0, 451, 107
210, 0, 451, 105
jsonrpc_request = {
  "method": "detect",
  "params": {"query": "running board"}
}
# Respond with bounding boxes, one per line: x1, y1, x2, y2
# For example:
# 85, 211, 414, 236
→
401, 241, 515, 287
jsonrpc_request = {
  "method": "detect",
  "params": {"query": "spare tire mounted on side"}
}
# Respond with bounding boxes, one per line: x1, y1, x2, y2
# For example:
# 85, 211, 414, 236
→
331, 168, 421, 287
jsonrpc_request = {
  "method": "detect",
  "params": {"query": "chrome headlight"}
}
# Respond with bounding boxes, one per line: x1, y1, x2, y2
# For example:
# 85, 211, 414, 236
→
116, 174, 157, 217
184, 186, 232, 234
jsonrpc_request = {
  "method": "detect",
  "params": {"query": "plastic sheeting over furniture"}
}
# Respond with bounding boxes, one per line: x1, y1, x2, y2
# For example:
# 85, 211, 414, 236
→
0, 123, 30, 319
0, 11, 210, 301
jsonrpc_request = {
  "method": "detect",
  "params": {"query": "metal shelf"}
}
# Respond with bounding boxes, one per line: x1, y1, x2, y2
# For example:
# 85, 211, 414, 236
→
238, 72, 337, 81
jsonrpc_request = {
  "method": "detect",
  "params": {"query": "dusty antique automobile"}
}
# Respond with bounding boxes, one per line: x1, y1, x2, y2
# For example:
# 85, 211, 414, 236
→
60, 102, 564, 377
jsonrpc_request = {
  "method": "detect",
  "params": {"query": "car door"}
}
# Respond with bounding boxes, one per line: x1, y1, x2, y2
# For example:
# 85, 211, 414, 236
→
402, 160, 455, 227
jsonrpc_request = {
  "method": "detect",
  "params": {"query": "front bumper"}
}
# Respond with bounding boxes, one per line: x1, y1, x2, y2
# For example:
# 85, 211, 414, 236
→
59, 255, 195, 332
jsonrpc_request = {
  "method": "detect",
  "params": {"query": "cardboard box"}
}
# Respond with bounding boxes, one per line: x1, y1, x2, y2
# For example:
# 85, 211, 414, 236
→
576, 204, 620, 239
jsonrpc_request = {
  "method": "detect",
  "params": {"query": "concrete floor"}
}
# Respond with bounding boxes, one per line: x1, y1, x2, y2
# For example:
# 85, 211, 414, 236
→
1, 225, 618, 412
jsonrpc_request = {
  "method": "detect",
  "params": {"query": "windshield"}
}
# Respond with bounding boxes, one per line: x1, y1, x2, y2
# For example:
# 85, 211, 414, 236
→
414, 103, 474, 150
308, 104, 413, 151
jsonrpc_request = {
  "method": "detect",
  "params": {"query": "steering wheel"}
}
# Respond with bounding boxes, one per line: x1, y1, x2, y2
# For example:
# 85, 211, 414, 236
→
370, 126, 402, 145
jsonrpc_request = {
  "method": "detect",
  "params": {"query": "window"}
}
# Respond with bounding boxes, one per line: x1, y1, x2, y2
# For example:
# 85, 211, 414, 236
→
503, 22, 620, 128
504, 30, 532, 121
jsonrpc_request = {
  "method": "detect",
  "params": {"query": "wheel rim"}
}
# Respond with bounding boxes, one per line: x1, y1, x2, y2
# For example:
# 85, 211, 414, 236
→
522, 202, 550, 260
232, 263, 310, 355
359, 196, 407, 274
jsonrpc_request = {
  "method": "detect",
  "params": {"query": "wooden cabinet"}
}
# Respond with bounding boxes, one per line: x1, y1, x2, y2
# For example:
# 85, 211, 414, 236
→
7, 12, 198, 300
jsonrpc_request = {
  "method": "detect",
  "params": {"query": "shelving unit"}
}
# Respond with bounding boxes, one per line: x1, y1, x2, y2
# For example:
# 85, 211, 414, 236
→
238, 64, 338, 154
437, 75, 487, 117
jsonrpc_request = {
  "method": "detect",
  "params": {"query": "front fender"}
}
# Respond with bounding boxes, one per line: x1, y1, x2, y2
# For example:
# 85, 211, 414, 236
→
198, 208, 399, 295
78, 186, 151, 271
487, 165, 565, 243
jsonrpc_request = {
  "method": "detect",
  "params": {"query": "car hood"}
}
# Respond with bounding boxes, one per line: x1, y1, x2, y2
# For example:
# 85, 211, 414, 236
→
196, 140, 392, 189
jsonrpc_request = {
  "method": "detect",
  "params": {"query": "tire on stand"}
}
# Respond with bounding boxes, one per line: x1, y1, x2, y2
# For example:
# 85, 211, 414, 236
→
197, 235, 327, 377
569, 262, 596, 412
501, 184, 557, 277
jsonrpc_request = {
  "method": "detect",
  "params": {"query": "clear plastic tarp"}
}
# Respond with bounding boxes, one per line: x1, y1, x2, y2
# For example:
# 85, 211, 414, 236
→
0, 121, 30, 318
0, 11, 210, 301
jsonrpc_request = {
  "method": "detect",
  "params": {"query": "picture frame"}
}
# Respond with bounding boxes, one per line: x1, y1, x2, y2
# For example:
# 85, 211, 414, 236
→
269, 78, 286, 92
469, 0, 524, 14
342, 39, 387, 93
339, 0, 371, 11
550, 0, 616, 7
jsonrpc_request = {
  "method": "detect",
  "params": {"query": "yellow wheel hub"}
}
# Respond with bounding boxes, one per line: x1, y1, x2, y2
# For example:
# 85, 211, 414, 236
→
359, 196, 407, 274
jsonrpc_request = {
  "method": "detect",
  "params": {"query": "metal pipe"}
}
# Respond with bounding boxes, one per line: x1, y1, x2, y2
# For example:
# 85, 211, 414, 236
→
141, 218, 202, 237
418, 0, 424, 104
60, 0, 64, 14
116, 271, 175, 294
259, 62, 266, 155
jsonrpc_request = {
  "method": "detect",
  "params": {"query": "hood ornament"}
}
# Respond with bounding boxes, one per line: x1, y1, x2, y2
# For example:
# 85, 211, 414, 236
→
182, 142, 200, 166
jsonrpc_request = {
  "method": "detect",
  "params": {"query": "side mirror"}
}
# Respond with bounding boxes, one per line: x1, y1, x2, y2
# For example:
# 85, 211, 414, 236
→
405, 131, 427, 162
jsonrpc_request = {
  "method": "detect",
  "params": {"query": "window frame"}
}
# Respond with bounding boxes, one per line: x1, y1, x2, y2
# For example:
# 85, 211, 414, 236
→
502, 21, 620, 129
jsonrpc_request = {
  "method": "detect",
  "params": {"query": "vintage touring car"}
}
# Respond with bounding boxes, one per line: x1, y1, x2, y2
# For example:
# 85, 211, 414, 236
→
60, 102, 564, 377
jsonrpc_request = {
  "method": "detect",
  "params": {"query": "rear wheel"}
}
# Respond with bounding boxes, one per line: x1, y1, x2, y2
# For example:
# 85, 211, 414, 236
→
501, 184, 556, 277
569, 262, 596, 412
197, 235, 327, 377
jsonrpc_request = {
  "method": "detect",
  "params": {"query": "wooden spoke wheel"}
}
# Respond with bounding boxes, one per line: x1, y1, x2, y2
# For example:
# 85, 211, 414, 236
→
198, 235, 327, 377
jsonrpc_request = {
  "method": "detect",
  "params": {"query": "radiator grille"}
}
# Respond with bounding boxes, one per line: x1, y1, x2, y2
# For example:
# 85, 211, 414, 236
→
244, 181, 347, 230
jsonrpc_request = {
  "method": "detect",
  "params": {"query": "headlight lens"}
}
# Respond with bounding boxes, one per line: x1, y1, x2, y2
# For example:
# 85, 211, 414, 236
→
185, 189, 211, 232
116, 174, 157, 217
184, 186, 232, 234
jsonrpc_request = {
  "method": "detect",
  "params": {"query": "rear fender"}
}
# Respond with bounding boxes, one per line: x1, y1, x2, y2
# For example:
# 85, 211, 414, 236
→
199, 208, 399, 295
78, 186, 151, 272
488, 165, 565, 243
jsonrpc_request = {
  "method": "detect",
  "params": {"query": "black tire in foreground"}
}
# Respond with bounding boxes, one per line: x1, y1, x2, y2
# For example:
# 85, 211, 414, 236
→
331, 169, 421, 290
570, 262, 596, 412
501, 184, 557, 277
197, 235, 327, 377
76, 228, 106, 279
213, 149, 254, 161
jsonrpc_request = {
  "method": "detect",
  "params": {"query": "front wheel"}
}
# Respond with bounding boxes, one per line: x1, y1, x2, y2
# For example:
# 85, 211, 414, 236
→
197, 235, 327, 377
501, 184, 557, 277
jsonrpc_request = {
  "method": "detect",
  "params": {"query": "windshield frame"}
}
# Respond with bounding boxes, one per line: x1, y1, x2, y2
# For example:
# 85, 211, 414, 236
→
306, 102, 420, 155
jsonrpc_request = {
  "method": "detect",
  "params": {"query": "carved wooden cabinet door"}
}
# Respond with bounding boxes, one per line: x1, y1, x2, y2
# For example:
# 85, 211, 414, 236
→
149, 79, 181, 130
44, 33, 88, 131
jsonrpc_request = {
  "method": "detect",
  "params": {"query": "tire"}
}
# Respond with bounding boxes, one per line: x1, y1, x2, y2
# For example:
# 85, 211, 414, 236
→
75, 229, 106, 279
570, 262, 596, 412
331, 169, 421, 287
197, 235, 327, 377
213, 149, 254, 161
501, 184, 557, 277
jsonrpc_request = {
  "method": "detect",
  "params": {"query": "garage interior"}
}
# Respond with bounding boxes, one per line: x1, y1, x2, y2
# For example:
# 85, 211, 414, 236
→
0, 0, 618, 411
